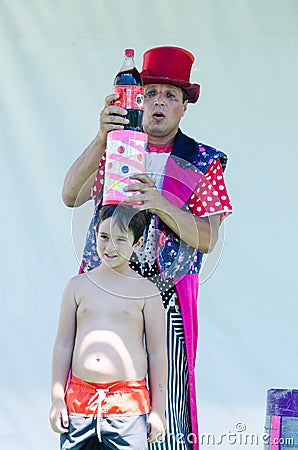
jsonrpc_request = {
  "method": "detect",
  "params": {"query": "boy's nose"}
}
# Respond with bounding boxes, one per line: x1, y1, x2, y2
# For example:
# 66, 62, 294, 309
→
106, 239, 116, 251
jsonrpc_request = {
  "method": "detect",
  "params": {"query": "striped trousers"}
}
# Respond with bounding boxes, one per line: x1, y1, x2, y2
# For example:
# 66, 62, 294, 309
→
149, 299, 191, 450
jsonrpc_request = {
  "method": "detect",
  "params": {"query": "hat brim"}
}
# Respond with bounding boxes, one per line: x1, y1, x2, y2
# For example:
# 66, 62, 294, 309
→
141, 76, 200, 103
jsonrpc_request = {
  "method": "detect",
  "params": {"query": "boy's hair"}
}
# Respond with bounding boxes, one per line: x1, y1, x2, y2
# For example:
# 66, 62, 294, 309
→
96, 204, 147, 245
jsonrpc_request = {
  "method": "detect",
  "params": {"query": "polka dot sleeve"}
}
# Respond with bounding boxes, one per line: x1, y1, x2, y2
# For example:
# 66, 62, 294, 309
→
89, 154, 106, 201
188, 159, 233, 218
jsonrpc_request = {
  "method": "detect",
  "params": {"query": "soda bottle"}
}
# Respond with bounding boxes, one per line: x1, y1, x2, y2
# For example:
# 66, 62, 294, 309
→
113, 48, 144, 132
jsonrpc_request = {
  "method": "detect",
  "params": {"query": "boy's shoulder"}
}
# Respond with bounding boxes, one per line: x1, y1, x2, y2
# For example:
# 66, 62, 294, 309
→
63, 271, 99, 305
134, 275, 161, 299
65, 271, 93, 290
66, 268, 161, 300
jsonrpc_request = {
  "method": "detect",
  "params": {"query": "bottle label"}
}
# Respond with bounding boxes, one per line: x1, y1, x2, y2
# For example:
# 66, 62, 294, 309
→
113, 85, 144, 110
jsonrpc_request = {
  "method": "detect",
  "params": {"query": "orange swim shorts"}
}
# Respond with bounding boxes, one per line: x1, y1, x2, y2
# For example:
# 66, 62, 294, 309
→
65, 375, 150, 417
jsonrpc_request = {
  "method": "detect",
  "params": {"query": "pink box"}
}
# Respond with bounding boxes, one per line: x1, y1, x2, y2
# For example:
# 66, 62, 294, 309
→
103, 130, 148, 205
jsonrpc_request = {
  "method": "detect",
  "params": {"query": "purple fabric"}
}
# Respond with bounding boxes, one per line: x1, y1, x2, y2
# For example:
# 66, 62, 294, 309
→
267, 389, 298, 417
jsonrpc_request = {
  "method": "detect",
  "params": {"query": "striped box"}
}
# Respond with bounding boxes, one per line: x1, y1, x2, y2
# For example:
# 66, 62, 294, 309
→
103, 130, 147, 205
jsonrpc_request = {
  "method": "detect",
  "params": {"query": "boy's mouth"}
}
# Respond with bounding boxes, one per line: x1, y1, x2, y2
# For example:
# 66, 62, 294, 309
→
104, 253, 117, 259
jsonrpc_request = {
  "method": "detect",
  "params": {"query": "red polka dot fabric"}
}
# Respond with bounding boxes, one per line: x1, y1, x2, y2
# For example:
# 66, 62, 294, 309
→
188, 159, 233, 218
90, 153, 106, 201
90, 154, 233, 220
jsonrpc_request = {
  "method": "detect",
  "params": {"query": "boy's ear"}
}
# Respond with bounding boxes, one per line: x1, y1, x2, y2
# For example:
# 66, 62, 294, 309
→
133, 236, 144, 252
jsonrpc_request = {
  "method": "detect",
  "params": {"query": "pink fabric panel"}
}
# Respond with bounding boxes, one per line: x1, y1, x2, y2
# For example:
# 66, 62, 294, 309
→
162, 156, 203, 208
175, 274, 199, 450
270, 415, 281, 450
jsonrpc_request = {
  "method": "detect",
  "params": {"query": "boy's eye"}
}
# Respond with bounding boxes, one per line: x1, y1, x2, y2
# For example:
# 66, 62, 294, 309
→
99, 234, 109, 240
117, 237, 127, 243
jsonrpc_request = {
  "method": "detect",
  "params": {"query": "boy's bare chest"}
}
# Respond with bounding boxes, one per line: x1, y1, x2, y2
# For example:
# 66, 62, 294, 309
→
77, 288, 144, 323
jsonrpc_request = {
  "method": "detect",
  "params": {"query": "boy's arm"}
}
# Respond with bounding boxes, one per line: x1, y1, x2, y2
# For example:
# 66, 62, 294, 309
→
143, 288, 167, 443
49, 278, 78, 433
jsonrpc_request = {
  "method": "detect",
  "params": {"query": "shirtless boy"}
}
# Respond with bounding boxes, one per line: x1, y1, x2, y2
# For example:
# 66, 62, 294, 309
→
50, 204, 167, 450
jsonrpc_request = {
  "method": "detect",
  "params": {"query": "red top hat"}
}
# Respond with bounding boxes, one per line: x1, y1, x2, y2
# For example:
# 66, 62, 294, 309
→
140, 46, 200, 103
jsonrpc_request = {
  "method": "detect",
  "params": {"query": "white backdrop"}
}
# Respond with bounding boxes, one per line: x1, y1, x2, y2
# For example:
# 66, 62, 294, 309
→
1, 1, 297, 449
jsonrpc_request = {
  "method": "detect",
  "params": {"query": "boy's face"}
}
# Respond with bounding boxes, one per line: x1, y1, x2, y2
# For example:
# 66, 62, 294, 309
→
96, 217, 143, 270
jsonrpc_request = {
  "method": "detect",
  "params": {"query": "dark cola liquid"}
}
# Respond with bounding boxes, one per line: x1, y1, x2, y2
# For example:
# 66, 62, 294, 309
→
114, 68, 144, 132
124, 109, 143, 132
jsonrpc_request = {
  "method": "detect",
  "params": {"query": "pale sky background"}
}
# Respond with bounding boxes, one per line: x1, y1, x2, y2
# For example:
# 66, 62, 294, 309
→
1, 1, 297, 449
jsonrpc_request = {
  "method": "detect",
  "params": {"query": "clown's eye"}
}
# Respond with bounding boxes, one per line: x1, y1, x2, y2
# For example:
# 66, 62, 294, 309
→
144, 90, 156, 98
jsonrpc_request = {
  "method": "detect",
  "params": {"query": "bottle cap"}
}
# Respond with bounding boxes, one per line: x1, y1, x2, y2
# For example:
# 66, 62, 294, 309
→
125, 48, 134, 57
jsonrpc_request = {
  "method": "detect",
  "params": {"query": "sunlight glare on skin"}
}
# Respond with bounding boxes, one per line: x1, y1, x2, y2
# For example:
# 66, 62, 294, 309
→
79, 330, 138, 378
